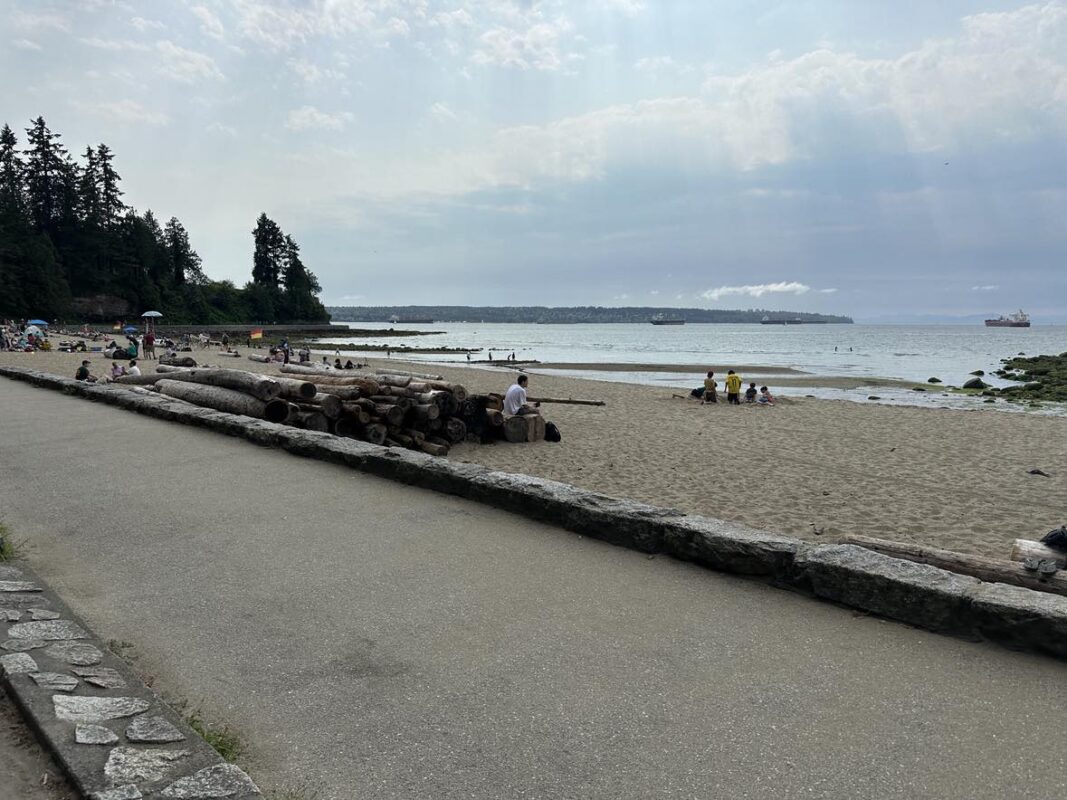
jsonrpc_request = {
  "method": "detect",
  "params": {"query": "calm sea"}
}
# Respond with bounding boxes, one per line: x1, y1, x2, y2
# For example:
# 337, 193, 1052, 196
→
319, 322, 1067, 413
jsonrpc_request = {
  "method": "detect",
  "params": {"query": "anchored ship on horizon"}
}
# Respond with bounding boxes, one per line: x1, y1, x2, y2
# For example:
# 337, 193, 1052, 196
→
985, 310, 1030, 328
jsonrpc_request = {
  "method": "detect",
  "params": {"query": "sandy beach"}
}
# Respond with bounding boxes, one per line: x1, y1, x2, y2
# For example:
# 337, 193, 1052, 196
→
2, 347, 1063, 559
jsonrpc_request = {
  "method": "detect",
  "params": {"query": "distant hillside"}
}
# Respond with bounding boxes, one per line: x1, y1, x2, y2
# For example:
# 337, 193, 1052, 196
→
327, 306, 853, 324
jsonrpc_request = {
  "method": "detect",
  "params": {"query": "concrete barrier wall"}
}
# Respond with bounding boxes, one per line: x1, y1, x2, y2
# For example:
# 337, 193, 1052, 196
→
3, 365, 1066, 662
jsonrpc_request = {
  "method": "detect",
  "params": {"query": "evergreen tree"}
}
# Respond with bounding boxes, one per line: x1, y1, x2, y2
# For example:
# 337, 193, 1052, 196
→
96, 143, 125, 227
0, 124, 24, 218
163, 217, 205, 286
252, 213, 285, 287
23, 117, 68, 233
77, 146, 100, 226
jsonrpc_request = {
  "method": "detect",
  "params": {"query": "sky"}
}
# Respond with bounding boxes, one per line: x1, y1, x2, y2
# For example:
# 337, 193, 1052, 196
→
2, 0, 1067, 320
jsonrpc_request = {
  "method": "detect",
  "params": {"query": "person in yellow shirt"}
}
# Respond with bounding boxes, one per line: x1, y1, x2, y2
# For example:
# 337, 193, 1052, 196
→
724, 370, 742, 404
701, 371, 717, 404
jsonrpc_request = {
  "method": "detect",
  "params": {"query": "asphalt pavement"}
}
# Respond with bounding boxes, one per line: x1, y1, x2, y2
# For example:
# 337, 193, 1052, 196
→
1, 378, 1065, 799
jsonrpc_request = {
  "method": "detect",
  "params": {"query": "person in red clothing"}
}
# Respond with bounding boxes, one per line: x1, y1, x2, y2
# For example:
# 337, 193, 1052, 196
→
143, 331, 156, 359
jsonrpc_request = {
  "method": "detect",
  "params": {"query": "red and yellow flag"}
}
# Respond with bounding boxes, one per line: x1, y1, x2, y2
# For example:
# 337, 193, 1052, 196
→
250, 328, 264, 340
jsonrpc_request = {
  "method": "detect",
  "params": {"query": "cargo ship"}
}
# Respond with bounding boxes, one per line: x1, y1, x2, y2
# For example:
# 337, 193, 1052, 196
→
984, 310, 1030, 328
650, 314, 685, 325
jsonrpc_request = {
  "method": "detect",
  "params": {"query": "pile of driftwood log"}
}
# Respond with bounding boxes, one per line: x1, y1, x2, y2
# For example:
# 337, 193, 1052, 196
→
115, 363, 478, 456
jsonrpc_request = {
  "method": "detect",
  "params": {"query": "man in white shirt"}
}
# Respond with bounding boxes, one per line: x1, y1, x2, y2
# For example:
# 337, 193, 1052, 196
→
127, 359, 141, 376
503, 375, 539, 416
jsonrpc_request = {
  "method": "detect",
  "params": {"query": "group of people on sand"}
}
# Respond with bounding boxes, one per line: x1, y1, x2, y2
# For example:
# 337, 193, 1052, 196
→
697, 369, 774, 406
75, 358, 142, 383
1, 319, 50, 352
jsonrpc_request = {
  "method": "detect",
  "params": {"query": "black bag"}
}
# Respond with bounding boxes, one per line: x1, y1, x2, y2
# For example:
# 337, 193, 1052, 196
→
690, 386, 705, 398
545, 421, 561, 442
1040, 526, 1067, 552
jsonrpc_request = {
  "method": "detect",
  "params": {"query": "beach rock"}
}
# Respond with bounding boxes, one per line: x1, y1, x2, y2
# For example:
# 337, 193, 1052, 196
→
967, 582, 1067, 659
160, 763, 259, 798
30, 671, 79, 691
7, 620, 88, 640
54, 695, 151, 724
0, 652, 38, 675
104, 746, 191, 784
126, 714, 185, 743
76, 724, 120, 745
0, 581, 41, 593
1, 609, 20, 621
28, 608, 60, 621
927, 377, 942, 383
983, 398, 996, 403
912, 386, 926, 392
91, 786, 142, 800
867, 395, 881, 400
0, 565, 26, 580
44, 641, 103, 665
74, 666, 127, 689
1028, 469, 1050, 477
963, 377, 988, 389
970, 370, 985, 376
2, 638, 47, 651
794, 544, 980, 635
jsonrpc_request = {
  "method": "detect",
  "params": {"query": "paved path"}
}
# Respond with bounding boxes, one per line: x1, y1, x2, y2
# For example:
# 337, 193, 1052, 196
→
1, 379, 1065, 799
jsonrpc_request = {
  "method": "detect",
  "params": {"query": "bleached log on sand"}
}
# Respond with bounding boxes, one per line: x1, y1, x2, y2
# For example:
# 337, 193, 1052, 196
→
156, 379, 290, 423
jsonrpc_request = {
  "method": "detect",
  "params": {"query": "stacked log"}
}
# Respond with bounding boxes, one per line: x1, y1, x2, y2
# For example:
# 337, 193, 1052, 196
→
111, 364, 539, 456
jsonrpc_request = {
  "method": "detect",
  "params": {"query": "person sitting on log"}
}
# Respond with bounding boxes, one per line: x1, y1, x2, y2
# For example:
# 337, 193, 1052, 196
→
109, 361, 126, 381
504, 375, 540, 416
75, 360, 98, 382
127, 359, 141, 377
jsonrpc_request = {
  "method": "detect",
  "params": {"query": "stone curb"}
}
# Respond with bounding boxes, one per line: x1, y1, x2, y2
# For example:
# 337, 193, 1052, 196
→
3, 365, 1067, 663
0, 561, 261, 799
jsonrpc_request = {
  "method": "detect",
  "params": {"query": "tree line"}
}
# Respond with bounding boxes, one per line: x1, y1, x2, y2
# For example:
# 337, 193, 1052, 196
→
328, 306, 854, 324
0, 117, 327, 324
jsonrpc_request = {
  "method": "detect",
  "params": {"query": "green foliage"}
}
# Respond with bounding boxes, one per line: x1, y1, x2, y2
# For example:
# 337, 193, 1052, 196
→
184, 707, 245, 763
0, 522, 26, 562
0, 117, 328, 324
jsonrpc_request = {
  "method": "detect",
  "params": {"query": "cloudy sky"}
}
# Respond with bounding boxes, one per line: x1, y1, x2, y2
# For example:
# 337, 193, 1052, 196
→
3, 1, 1066, 319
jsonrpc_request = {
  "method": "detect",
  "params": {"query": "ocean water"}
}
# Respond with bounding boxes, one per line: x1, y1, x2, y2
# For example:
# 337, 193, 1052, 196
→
318, 322, 1067, 413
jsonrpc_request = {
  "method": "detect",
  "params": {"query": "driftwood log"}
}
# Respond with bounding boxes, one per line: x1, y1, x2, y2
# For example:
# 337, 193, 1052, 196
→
156, 379, 290, 423
841, 535, 1067, 597
529, 396, 605, 407
271, 376, 317, 400
290, 410, 329, 432
143, 367, 282, 401
1010, 539, 1067, 568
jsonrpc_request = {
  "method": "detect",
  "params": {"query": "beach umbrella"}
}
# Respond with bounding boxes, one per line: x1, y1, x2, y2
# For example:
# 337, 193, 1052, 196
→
27, 319, 49, 326
141, 311, 163, 318
24, 325, 42, 336
122, 325, 139, 333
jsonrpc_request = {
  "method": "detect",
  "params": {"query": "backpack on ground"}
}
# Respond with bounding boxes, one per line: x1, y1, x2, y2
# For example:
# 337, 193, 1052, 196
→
545, 422, 561, 442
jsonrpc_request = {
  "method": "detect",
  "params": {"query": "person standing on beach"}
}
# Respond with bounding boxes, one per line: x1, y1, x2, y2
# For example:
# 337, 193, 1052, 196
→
504, 375, 540, 416
725, 370, 742, 405
701, 371, 717, 404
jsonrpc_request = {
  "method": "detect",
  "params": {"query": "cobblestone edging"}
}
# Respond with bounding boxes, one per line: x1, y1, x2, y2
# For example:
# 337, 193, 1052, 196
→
3, 365, 1066, 663
0, 562, 261, 799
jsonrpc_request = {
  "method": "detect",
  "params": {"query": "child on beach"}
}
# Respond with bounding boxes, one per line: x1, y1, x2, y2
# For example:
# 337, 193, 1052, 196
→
701, 371, 717, 404
757, 386, 775, 405
725, 370, 742, 404
744, 382, 757, 403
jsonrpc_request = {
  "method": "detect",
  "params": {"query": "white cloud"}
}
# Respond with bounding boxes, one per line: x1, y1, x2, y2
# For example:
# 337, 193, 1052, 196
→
285, 106, 354, 131
12, 10, 70, 32
206, 122, 238, 137
601, 0, 645, 14
81, 37, 150, 51
190, 5, 225, 39
12, 39, 42, 51
634, 55, 692, 75
700, 282, 820, 302
971, 284, 1000, 291
473, 17, 577, 71
74, 99, 169, 126
287, 58, 345, 83
130, 17, 165, 32
156, 41, 224, 82
430, 102, 457, 121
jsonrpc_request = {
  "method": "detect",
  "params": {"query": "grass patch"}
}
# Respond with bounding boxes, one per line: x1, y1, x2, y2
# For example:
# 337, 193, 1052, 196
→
178, 704, 245, 763
263, 785, 324, 800
0, 522, 27, 562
